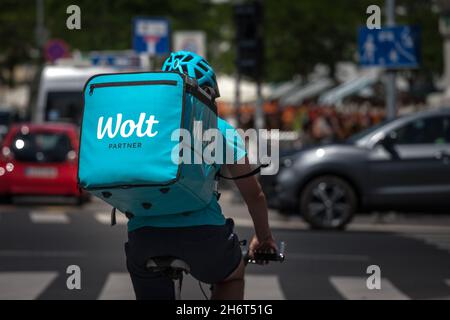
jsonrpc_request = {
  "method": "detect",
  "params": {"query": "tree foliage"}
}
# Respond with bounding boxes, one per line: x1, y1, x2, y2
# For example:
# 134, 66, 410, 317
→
0, 0, 443, 86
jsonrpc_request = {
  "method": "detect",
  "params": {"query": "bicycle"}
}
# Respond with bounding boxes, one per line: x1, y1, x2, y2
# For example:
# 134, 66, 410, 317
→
145, 241, 286, 300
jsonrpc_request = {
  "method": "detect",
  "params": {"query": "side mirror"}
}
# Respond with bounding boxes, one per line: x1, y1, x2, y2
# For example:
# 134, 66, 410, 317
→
378, 132, 399, 159
379, 133, 396, 148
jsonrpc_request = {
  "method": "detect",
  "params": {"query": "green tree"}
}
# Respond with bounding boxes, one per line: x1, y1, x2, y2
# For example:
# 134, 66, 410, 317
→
263, 0, 442, 82
0, 0, 444, 86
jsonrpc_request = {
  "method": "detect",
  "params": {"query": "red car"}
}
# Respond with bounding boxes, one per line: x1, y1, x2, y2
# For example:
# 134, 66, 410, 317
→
0, 123, 89, 204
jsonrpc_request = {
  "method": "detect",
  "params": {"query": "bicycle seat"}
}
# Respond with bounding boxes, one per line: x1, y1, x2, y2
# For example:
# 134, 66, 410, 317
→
146, 256, 191, 276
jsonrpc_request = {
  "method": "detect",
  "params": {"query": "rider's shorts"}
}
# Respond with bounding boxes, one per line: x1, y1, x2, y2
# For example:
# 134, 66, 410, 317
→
125, 218, 242, 299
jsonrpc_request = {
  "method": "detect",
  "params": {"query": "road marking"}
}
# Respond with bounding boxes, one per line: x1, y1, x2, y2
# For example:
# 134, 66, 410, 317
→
95, 212, 128, 225
233, 217, 450, 234
411, 234, 450, 239
233, 217, 308, 230
348, 224, 450, 233
30, 211, 69, 224
0, 250, 85, 257
244, 275, 285, 300
436, 244, 450, 251
0, 272, 58, 300
428, 279, 450, 300
330, 276, 410, 300
402, 232, 450, 253
98, 273, 135, 300
284, 253, 370, 262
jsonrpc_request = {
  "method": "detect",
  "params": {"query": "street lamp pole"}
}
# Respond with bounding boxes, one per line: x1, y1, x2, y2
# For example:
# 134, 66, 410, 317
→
35, 0, 45, 52
385, 0, 397, 119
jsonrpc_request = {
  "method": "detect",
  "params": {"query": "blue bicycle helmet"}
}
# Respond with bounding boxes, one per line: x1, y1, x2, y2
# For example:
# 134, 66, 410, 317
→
162, 51, 220, 98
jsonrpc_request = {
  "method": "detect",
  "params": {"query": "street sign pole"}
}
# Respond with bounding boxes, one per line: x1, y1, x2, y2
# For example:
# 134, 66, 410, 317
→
234, 71, 241, 126
385, 0, 397, 119
255, 76, 264, 130
234, 0, 264, 130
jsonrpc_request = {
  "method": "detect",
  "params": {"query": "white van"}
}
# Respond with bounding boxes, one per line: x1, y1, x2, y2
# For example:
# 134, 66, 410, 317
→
33, 65, 115, 125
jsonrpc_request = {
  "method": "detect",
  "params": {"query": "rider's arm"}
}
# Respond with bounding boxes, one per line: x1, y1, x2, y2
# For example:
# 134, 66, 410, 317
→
224, 160, 277, 254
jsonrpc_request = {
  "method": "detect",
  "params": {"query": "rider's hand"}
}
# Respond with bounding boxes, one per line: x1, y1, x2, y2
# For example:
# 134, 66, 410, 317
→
248, 234, 278, 265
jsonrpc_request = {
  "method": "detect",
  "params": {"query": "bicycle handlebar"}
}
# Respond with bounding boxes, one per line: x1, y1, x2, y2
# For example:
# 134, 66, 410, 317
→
242, 241, 286, 265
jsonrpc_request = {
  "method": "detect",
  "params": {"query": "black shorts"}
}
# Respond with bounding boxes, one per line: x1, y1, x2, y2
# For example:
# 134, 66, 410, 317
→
125, 218, 242, 300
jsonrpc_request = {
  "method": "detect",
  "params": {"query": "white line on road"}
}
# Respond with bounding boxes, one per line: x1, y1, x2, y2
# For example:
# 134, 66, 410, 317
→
98, 273, 135, 300
330, 276, 410, 300
349, 224, 450, 234
428, 279, 450, 300
244, 275, 285, 300
95, 212, 128, 225
0, 250, 85, 257
435, 244, 450, 251
410, 234, 450, 239
403, 233, 450, 253
0, 272, 58, 300
233, 217, 450, 234
30, 211, 69, 224
283, 253, 370, 262
233, 217, 308, 230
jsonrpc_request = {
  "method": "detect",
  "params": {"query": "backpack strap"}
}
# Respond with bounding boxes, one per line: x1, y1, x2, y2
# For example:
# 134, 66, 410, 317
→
111, 207, 116, 226
217, 163, 270, 180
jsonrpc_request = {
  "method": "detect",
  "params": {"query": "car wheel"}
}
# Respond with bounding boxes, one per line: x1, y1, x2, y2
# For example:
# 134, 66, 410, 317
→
278, 208, 294, 216
300, 175, 357, 230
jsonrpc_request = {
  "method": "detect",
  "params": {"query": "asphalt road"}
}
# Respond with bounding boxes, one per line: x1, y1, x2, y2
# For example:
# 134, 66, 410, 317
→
1, 192, 450, 300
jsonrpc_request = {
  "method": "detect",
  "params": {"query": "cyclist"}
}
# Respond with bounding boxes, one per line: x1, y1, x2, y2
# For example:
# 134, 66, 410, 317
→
125, 51, 277, 300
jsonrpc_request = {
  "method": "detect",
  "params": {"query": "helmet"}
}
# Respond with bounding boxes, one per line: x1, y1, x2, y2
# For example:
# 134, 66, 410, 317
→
162, 51, 220, 97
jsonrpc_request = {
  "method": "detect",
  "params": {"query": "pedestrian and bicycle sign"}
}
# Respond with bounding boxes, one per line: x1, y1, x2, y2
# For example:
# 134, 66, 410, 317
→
132, 17, 170, 56
358, 25, 420, 68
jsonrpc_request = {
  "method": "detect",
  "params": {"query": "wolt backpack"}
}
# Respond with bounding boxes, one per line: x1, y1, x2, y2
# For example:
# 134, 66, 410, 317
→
77, 71, 219, 224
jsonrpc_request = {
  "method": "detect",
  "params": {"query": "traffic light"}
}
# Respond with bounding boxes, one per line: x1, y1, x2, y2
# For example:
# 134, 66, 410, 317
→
234, 1, 264, 79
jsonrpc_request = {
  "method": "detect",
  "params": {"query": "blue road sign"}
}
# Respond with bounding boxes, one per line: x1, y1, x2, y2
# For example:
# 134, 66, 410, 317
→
90, 52, 140, 68
358, 25, 420, 68
45, 39, 69, 62
133, 17, 170, 56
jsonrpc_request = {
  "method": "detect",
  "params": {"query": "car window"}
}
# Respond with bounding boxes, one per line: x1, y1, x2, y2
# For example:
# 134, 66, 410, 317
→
0, 112, 11, 125
11, 132, 73, 163
45, 91, 83, 125
346, 119, 394, 144
392, 116, 450, 145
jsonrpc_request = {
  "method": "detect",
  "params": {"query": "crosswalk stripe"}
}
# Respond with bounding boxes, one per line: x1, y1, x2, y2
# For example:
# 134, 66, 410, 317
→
410, 235, 450, 242
98, 273, 135, 300
233, 217, 307, 230
0, 272, 58, 300
95, 212, 128, 225
403, 233, 450, 253
30, 211, 70, 224
428, 279, 450, 300
0, 250, 85, 257
330, 276, 410, 300
244, 275, 285, 300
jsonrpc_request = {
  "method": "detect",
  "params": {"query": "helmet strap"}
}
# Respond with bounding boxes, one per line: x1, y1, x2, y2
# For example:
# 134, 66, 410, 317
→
202, 86, 217, 100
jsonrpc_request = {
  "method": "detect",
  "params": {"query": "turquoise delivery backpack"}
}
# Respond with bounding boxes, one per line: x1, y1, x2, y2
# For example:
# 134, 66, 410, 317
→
78, 71, 219, 223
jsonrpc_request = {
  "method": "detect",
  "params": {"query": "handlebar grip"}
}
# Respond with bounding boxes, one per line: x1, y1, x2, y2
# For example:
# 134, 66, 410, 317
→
242, 241, 286, 264
251, 252, 284, 262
